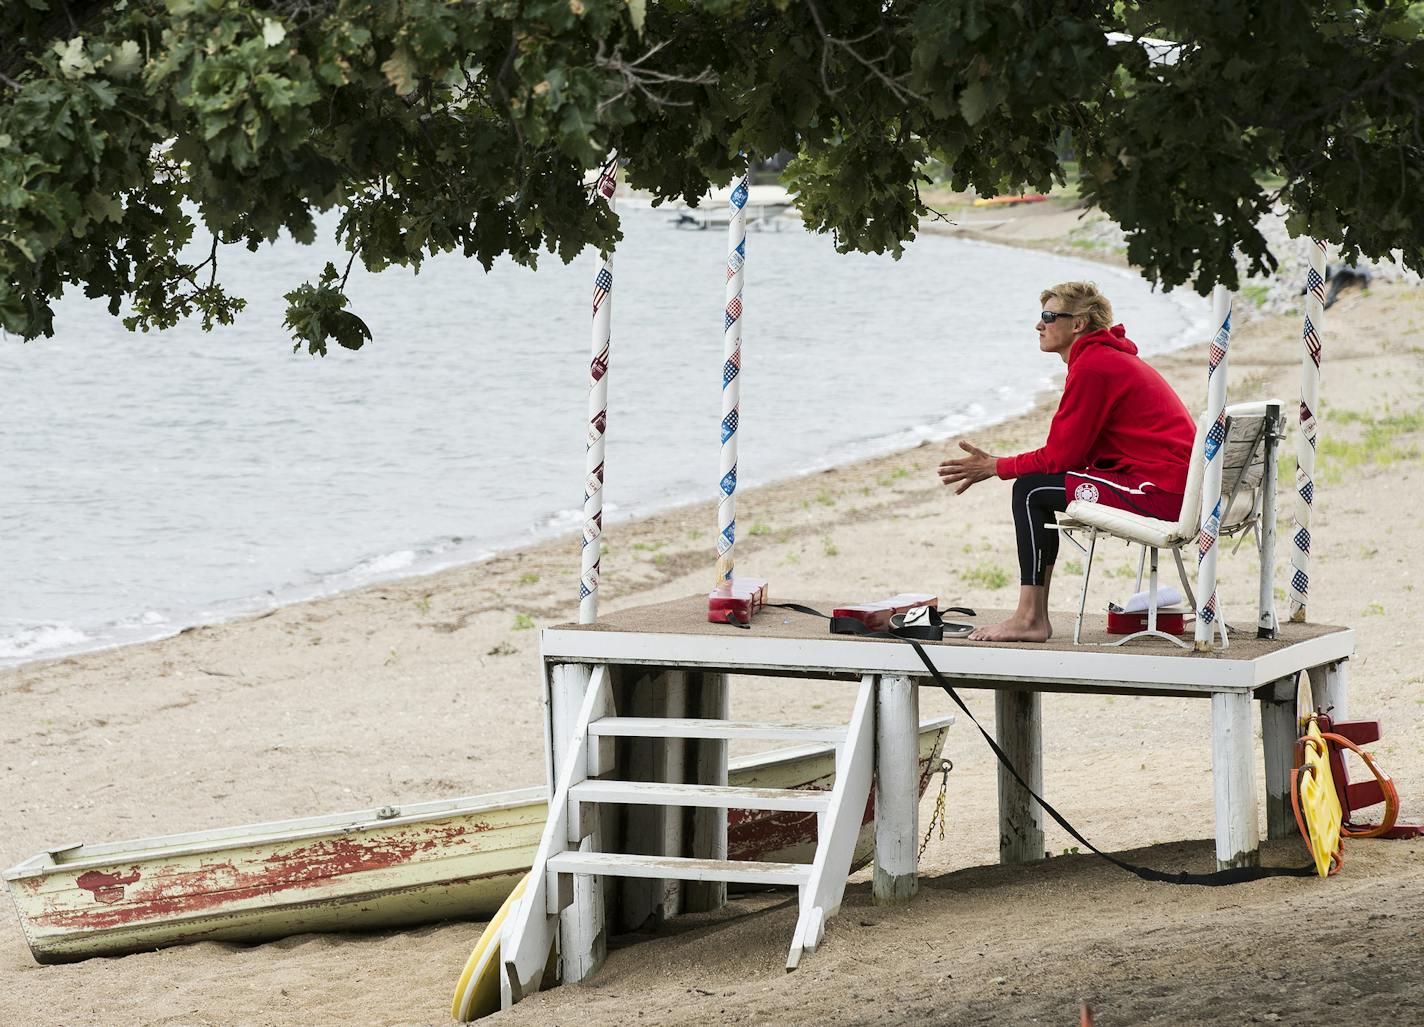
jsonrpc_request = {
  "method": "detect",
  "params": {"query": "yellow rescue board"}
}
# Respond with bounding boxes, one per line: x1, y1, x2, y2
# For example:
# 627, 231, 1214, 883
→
451, 872, 528, 1021
1298, 719, 1343, 877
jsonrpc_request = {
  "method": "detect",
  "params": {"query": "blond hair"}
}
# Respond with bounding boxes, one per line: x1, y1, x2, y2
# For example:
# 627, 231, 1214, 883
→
1040, 282, 1113, 332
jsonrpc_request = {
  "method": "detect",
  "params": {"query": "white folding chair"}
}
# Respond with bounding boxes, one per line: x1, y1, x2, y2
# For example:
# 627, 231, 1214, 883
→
1058, 401, 1285, 648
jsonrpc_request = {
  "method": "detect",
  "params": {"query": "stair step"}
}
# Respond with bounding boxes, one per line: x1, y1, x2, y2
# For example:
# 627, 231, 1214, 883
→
588, 717, 845, 743
547, 851, 810, 887
570, 779, 831, 813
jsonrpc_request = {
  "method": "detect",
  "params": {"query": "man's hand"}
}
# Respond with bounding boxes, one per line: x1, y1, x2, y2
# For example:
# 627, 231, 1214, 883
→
937, 441, 999, 495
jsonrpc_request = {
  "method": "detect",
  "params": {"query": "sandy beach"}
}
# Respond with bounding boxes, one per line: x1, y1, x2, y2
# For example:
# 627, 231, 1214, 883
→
4, 210, 1423, 1025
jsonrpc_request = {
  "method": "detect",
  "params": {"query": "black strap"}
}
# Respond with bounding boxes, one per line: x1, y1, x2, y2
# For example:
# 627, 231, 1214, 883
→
767, 602, 974, 642
767, 602, 1315, 885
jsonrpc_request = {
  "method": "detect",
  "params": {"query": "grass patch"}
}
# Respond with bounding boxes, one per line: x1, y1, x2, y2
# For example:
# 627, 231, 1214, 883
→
1062, 560, 1083, 575
1106, 563, 1141, 579
631, 540, 665, 552
822, 537, 839, 557
1305, 404, 1424, 483
1363, 601, 1386, 617
961, 563, 1011, 589
512, 613, 535, 630
414, 596, 432, 615
517, 572, 540, 586
748, 521, 772, 537
1239, 283, 1271, 307
815, 490, 836, 507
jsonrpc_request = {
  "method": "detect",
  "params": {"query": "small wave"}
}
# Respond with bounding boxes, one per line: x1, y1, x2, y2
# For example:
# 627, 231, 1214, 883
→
0, 622, 92, 661
351, 550, 418, 576
536, 501, 621, 535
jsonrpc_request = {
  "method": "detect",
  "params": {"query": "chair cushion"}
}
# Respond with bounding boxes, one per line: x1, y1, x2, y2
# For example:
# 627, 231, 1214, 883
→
1062, 500, 1188, 548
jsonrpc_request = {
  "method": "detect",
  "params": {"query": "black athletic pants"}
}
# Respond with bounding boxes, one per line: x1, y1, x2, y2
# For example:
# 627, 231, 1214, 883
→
1012, 473, 1068, 586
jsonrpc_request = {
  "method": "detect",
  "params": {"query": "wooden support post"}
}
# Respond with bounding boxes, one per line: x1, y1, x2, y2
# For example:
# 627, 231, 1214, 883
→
1308, 659, 1349, 722
1258, 676, 1299, 840
873, 674, 919, 903
549, 662, 607, 983
684, 671, 729, 912
1211, 690, 1260, 869
657, 670, 688, 921
995, 689, 1044, 865
613, 669, 658, 932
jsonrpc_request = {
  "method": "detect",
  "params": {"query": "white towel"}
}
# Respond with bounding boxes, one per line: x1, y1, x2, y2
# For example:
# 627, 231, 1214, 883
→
1120, 586, 1184, 614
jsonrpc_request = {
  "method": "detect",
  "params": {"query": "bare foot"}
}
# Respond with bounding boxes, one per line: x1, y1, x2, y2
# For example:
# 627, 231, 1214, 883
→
967, 617, 1053, 642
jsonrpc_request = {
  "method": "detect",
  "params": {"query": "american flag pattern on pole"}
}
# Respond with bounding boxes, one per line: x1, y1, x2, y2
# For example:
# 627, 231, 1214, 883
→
579, 155, 619, 624
1193, 285, 1233, 650
1291, 239, 1326, 622
716, 167, 750, 589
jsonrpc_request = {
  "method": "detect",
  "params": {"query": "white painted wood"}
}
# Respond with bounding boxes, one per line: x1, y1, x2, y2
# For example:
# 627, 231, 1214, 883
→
657, 670, 688, 920
787, 676, 875, 971
572, 780, 832, 813
995, 690, 1044, 865
502, 664, 609, 1004
1250, 631, 1355, 688
1259, 675, 1299, 840
1210, 690, 1260, 869
548, 852, 810, 887
686, 672, 729, 914
873, 674, 919, 903
589, 717, 846, 742
560, 663, 611, 984
541, 625, 1354, 693
1308, 658, 1349, 722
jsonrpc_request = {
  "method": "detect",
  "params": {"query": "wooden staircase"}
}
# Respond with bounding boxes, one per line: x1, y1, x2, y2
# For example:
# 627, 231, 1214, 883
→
499, 665, 876, 1007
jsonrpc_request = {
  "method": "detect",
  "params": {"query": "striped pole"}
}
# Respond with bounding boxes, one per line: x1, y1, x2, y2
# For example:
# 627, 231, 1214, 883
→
1194, 284, 1233, 651
715, 164, 749, 590
1290, 239, 1326, 622
578, 155, 620, 624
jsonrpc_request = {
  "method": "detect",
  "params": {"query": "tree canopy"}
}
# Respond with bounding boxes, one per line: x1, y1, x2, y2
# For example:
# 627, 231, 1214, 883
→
3, 0, 1423, 354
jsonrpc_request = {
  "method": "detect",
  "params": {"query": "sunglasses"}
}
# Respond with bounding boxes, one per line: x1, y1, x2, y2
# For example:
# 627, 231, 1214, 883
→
1040, 310, 1084, 324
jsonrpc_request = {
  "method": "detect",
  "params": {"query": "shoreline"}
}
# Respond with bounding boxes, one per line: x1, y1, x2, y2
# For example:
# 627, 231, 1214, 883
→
5, 207, 1424, 1025
4, 206, 1212, 672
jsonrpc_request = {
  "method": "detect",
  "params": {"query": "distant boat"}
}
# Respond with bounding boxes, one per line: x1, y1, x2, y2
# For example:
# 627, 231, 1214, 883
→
971, 194, 1049, 207
5, 718, 951, 964
670, 184, 796, 230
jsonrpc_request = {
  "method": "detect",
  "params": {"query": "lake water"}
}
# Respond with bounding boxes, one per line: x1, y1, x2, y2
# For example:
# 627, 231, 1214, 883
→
0, 205, 1210, 665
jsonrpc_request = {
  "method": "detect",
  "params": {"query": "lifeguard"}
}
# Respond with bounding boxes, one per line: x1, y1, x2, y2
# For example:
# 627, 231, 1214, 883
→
936, 281, 1195, 642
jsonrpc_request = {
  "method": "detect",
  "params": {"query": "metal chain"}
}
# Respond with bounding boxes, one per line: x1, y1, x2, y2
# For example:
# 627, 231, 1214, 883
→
918, 758, 953, 860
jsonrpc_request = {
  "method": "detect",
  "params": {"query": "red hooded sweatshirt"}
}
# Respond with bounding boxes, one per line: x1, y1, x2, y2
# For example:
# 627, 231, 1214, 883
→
995, 325, 1195, 496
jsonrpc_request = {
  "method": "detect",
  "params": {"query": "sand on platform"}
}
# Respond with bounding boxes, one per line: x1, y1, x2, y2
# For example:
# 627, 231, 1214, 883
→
4, 217, 1424, 1025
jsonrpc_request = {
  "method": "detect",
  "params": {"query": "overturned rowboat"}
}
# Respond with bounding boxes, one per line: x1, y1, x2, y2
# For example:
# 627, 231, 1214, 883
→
4, 717, 951, 964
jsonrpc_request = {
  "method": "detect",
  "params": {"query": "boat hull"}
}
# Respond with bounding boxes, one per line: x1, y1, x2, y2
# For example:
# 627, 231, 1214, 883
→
5, 719, 951, 963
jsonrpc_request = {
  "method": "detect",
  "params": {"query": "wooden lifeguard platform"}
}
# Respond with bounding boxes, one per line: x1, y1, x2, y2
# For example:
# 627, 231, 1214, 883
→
500, 596, 1353, 1002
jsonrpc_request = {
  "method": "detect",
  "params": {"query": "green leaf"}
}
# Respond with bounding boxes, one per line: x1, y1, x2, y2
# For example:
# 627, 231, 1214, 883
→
53, 37, 95, 79
959, 80, 989, 125
627, 0, 647, 34
381, 47, 418, 96
107, 40, 143, 79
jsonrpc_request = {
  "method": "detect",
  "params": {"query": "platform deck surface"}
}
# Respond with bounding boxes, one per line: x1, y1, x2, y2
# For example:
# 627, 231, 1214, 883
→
542, 596, 1353, 695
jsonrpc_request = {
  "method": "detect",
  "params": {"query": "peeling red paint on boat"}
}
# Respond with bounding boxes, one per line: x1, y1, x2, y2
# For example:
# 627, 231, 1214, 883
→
34, 818, 503, 932
75, 869, 141, 905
